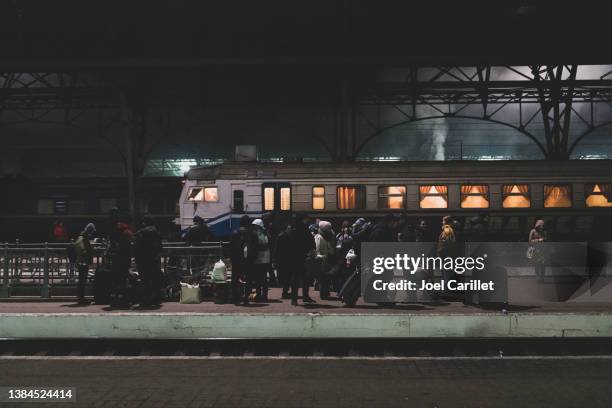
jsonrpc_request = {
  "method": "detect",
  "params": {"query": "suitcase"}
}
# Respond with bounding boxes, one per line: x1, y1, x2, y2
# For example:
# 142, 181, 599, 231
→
93, 265, 112, 305
338, 269, 361, 306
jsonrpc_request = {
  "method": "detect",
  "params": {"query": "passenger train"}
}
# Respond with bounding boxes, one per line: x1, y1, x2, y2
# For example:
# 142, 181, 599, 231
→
179, 161, 612, 239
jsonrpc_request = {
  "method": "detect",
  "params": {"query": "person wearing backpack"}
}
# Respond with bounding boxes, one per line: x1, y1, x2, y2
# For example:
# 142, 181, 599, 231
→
74, 223, 96, 304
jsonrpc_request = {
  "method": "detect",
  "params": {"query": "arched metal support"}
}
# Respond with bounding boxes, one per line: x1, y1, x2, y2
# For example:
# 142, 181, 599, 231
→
567, 120, 612, 156
352, 115, 548, 159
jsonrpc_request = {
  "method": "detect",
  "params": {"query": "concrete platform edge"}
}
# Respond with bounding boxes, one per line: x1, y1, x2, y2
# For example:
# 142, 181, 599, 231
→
1, 313, 612, 339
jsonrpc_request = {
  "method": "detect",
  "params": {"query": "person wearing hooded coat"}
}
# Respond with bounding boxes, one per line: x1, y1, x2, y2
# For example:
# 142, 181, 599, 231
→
133, 215, 163, 306
247, 218, 272, 301
314, 220, 337, 300
229, 215, 251, 304
74, 222, 96, 304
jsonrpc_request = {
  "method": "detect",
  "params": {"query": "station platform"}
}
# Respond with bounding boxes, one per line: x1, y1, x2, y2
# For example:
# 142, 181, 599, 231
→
1, 289, 611, 340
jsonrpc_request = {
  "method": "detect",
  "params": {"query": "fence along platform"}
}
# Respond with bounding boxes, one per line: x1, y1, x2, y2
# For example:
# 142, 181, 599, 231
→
0, 241, 227, 298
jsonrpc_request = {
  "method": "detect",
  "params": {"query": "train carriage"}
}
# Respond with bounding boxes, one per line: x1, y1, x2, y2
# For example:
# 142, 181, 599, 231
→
180, 161, 612, 239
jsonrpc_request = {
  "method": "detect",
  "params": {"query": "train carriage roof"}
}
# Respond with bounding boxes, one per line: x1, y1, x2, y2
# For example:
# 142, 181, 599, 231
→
186, 160, 612, 180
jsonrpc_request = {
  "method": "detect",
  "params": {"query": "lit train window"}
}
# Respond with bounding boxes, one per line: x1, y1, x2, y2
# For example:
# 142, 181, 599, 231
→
264, 187, 275, 211
188, 187, 218, 202
280, 187, 291, 211
312, 186, 325, 210
461, 185, 489, 208
337, 186, 365, 210
585, 183, 612, 207
544, 185, 572, 208
502, 184, 530, 208
419, 185, 448, 209
378, 186, 405, 209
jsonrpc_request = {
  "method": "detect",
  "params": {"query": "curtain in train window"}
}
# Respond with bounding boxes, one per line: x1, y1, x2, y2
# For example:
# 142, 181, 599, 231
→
264, 187, 275, 211
419, 185, 448, 208
502, 184, 530, 208
203, 187, 218, 202
312, 186, 325, 210
461, 185, 489, 208
378, 186, 405, 209
280, 187, 291, 211
337, 186, 365, 210
544, 185, 572, 208
585, 183, 612, 207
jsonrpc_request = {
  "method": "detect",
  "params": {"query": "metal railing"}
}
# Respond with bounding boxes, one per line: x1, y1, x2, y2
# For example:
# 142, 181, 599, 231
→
0, 241, 228, 298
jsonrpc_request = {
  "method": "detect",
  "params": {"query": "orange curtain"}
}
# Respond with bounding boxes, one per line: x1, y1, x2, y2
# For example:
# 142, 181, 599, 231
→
420, 185, 448, 195
462, 185, 488, 195
544, 185, 570, 200
338, 187, 356, 209
503, 184, 529, 195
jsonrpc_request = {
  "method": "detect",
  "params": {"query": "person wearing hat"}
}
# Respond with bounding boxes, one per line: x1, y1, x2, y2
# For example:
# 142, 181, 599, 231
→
74, 222, 96, 304
247, 218, 272, 301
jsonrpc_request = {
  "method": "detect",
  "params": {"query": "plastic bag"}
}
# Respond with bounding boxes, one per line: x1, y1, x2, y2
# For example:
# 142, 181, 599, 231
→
211, 260, 227, 283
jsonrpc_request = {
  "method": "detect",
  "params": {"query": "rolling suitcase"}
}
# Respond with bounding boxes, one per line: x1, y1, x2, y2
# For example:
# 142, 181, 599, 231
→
338, 269, 361, 306
93, 265, 112, 305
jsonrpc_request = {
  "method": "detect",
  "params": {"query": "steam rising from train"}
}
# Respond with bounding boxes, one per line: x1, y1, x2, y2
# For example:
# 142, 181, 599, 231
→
431, 118, 448, 160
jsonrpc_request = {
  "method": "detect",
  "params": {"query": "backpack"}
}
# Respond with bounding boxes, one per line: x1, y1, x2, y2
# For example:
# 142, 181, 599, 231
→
66, 242, 78, 264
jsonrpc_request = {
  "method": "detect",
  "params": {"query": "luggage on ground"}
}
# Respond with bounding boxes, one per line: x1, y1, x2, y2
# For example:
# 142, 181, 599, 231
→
180, 284, 201, 304
93, 265, 111, 304
338, 269, 361, 306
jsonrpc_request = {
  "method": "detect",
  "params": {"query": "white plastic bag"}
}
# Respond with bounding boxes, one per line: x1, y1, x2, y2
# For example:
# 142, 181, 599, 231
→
345, 248, 357, 261
211, 260, 227, 283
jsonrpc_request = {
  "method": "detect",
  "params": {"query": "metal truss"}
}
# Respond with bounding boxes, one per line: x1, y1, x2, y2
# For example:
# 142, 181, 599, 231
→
0, 72, 115, 125
354, 65, 612, 160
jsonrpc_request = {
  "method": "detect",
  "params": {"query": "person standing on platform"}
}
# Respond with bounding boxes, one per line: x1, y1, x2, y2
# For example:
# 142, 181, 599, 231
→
108, 208, 133, 308
229, 215, 251, 305
529, 219, 548, 282
53, 220, 69, 242
74, 222, 96, 304
273, 220, 293, 299
247, 218, 272, 301
289, 213, 316, 306
314, 220, 336, 300
133, 215, 163, 306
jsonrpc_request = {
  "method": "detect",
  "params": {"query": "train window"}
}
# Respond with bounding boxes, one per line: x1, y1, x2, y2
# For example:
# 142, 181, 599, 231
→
337, 186, 365, 210
280, 187, 291, 211
502, 184, 530, 208
585, 183, 612, 207
461, 185, 489, 209
188, 187, 203, 201
188, 187, 218, 202
312, 186, 325, 210
419, 185, 448, 209
203, 187, 218, 202
264, 187, 275, 211
544, 185, 572, 208
378, 186, 405, 209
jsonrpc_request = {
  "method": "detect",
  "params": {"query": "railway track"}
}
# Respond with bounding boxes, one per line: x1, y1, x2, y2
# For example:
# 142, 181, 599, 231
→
2, 338, 612, 358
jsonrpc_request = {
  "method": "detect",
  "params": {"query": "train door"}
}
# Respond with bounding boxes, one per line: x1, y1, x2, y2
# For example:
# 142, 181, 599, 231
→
261, 183, 292, 212
232, 186, 245, 213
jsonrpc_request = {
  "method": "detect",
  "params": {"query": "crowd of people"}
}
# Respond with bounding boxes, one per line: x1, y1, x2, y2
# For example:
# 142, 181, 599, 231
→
225, 212, 549, 306
63, 208, 550, 307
